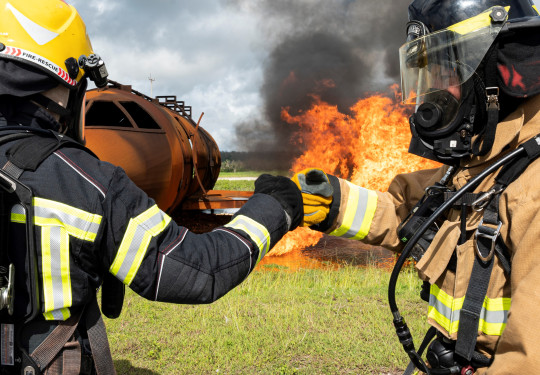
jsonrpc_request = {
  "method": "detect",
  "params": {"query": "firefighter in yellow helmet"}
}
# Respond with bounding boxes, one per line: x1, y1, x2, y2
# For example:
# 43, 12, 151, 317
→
0, 1, 302, 374
293, 0, 540, 374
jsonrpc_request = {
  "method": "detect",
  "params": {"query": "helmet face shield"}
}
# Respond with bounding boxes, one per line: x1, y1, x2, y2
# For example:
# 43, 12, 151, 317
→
400, 6, 508, 105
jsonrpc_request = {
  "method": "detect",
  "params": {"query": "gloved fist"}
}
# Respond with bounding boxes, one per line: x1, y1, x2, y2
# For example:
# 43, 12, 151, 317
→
254, 174, 303, 231
291, 168, 333, 227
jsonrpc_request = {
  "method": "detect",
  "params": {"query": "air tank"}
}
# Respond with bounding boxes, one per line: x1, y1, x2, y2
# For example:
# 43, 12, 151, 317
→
84, 82, 221, 213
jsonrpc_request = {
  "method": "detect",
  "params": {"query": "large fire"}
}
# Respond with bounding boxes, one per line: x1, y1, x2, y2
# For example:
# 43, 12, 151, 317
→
267, 85, 440, 258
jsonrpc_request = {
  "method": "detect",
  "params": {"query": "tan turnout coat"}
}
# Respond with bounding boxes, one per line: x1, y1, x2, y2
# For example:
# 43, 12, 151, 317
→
325, 95, 540, 374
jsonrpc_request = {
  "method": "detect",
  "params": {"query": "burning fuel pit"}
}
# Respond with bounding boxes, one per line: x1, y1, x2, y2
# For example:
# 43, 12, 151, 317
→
174, 210, 395, 270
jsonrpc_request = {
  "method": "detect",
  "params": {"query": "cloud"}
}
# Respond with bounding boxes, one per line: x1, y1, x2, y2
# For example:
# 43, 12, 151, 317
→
71, 0, 264, 150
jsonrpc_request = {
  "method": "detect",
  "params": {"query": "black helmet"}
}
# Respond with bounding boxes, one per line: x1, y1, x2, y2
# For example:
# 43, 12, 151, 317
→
401, 0, 540, 164
408, 0, 538, 32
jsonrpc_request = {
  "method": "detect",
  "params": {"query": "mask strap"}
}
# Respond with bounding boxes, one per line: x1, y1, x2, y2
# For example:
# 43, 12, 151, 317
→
472, 46, 500, 156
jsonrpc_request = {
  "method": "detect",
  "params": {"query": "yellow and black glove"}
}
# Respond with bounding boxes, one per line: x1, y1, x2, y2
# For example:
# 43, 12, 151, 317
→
291, 168, 334, 227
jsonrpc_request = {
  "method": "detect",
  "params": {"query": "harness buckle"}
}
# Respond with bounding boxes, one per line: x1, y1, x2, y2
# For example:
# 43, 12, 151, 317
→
486, 87, 500, 111
474, 219, 502, 262
471, 186, 504, 212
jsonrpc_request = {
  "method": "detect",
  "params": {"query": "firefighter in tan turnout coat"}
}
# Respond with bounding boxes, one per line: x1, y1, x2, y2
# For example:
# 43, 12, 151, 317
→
292, 0, 540, 374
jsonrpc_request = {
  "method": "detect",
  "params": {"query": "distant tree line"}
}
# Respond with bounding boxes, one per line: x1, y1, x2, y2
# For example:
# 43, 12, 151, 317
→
220, 151, 294, 172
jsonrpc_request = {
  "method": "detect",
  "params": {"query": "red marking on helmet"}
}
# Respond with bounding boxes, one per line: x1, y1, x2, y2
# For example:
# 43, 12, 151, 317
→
8, 47, 22, 57
511, 66, 526, 90
498, 63, 510, 85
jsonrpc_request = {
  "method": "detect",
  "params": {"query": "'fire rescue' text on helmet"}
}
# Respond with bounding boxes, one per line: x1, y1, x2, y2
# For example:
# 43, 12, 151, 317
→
400, 0, 540, 164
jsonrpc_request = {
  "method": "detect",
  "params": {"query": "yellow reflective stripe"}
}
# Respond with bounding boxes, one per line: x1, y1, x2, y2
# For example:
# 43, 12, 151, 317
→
225, 215, 270, 264
533, 5, 539, 15
10, 204, 25, 223
428, 305, 460, 335
428, 283, 510, 336
10, 213, 25, 223
110, 205, 171, 286
330, 182, 377, 240
448, 6, 509, 35
353, 190, 377, 240
41, 227, 54, 316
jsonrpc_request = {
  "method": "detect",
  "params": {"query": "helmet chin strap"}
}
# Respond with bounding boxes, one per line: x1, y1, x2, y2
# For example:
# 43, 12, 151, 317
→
472, 46, 500, 157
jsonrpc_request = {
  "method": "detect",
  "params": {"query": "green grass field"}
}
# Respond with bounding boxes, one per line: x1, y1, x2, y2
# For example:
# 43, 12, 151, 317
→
213, 179, 255, 191
218, 171, 289, 178
105, 266, 429, 375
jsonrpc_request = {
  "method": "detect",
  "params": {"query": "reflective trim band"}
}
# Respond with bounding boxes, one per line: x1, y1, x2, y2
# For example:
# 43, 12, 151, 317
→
225, 215, 270, 264
41, 226, 72, 321
10, 204, 25, 223
110, 205, 171, 286
330, 181, 377, 240
34, 198, 102, 241
10, 198, 102, 321
428, 283, 510, 336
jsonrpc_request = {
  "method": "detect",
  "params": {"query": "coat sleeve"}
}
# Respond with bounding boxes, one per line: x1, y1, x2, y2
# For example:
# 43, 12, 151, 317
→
99, 167, 289, 304
321, 167, 445, 251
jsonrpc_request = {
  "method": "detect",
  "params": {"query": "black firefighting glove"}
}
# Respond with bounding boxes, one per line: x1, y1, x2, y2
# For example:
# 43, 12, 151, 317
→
291, 168, 334, 227
254, 174, 303, 231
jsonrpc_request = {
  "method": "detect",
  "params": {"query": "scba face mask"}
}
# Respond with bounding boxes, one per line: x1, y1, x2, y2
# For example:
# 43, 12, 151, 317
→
399, 6, 508, 163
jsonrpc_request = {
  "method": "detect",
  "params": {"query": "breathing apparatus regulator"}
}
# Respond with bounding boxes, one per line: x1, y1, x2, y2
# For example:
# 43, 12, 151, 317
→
390, 0, 540, 373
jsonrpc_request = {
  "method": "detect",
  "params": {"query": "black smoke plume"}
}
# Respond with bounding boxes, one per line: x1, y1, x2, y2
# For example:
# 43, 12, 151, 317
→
227, 0, 411, 169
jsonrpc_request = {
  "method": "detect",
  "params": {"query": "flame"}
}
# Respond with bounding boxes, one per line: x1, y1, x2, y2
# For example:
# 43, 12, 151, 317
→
287, 85, 439, 190
267, 227, 323, 256
268, 84, 440, 258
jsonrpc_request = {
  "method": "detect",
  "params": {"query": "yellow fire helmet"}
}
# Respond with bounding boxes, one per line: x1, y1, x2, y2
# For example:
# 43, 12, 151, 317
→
0, 0, 108, 89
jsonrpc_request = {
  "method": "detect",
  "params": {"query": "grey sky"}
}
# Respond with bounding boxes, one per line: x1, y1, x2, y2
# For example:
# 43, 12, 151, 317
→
71, 0, 540, 151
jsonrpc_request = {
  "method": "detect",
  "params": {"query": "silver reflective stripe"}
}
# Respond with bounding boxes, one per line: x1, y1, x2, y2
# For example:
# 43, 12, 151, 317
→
34, 206, 100, 237
341, 186, 371, 239
114, 225, 148, 282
